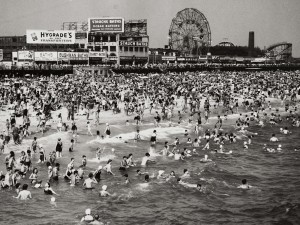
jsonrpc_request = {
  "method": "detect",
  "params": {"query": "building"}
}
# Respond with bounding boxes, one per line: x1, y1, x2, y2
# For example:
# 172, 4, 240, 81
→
0, 18, 149, 65
119, 19, 149, 65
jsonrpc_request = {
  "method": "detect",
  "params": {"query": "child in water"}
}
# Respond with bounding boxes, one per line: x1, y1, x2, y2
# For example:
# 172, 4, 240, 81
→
238, 179, 251, 189
82, 155, 87, 167
99, 185, 112, 197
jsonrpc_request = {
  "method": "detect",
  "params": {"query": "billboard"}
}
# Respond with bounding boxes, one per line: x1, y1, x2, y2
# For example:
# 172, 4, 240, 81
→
89, 51, 107, 58
119, 41, 148, 47
18, 51, 34, 61
124, 19, 147, 36
75, 32, 87, 39
162, 56, 176, 61
0, 49, 3, 61
89, 18, 124, 32
35, 52, 58, 61
26, 30, 75, 44
57, 52, 89, 61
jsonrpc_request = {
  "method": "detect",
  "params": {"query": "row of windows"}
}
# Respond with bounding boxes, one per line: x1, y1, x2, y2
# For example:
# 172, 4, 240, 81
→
88, 35, 116, 42
0, 37, 26, 43
121, 46, 147, 52
0, 44, 75, 50
119, 36, 143, 42
86, 46, 147, 53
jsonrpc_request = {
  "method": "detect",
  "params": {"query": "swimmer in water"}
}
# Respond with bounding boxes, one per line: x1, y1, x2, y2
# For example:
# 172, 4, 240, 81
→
44, 182, 59, 195
96, 147, 103, 160
200, 154, 212, 163
157, 170, 166, 180
237, 179, 251, 189
166, 171, 176, 181
13, 184, 32, 200
124, 174, 130, 184
282, 127, 291, 135
103, 159, 115, 175
141, 153, 155, 166
270, 134, 279, 142
277, 144, 282, 151
83, 173, 98, 189
99, 185, 112, 197
50, 197, 57, 207
144, 174, 150, 183
181, 169, 190, 178
136, 170, 148, 176
196, 184, 204, 192
81, 208, 94, 223
177, 178, 197, 188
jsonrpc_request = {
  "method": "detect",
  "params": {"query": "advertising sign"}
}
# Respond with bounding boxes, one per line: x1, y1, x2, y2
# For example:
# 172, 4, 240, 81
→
57, 52, 89, 61
26, 30, 75, 44
119, 41, 148, 47
75, 32, 87, 39
93, 42, 117, 46
18, 51, 34, 61
108, 56, 118, 61
0, 49, 3, 61
89, 51, 107, 58
89, 18, 124, 32
162, 56, 176, 61
34, 52, 58, 61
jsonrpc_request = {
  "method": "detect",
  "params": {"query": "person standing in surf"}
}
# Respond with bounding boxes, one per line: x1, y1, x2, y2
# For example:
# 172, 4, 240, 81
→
150, 130, 157, 144
105, 123, 111, 138
55, 138, 63, 158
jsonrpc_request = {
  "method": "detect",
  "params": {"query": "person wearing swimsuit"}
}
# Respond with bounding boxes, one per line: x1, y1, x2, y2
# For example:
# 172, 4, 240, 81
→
44, 182, 59, 195
55, 138, 63, 158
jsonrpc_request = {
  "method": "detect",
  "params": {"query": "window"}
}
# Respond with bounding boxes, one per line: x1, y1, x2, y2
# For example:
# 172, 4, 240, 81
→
129, 47, 133, 52
95, 46, 100, 51
102, 36, 108, 42
139, 47, 144, 52
124, 47, 128, 52
110, 46, 116, 52
110, 35, 116, 42
102, 46, 108, 51
94, 35, 101, 42
80, 44, 85, 48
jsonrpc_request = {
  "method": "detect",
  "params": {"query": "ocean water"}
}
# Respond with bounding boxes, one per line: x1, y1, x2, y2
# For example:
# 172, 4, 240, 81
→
0, 110, 300, 225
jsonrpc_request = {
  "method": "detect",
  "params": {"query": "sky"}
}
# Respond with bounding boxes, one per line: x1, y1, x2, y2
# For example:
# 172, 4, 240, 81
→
0, 0, 300, 56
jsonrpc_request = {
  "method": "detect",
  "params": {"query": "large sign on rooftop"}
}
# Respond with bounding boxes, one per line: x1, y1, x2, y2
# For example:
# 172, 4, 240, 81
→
88, 18, 124, 33
26, 30, 75, 44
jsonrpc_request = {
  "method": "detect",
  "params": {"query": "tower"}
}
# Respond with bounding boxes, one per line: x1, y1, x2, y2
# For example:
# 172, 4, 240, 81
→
248, 31, 254, 57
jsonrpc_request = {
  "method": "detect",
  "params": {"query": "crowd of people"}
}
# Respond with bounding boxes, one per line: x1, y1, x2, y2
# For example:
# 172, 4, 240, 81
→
0, 68, 299, 224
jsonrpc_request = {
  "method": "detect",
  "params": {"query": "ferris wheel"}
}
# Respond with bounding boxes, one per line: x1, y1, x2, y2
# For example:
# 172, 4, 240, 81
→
169, 8, 211, 55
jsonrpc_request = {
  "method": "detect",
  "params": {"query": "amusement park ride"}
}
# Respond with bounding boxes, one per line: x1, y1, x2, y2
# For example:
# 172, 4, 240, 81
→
167, 8, 293, 61
168, 8, 211, 56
